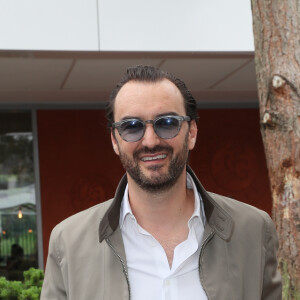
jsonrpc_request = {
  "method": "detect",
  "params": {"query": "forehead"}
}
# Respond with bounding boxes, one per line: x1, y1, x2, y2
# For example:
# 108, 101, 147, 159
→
114, 79, 185, 120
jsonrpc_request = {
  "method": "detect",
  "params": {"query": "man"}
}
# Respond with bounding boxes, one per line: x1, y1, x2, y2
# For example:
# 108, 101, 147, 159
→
41, 65, 282, 299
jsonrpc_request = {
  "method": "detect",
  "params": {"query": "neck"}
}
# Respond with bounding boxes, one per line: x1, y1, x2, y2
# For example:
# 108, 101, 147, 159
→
126, 169, 194, 233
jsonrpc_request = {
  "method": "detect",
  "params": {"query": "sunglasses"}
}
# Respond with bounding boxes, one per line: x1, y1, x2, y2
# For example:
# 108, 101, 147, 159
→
112, 115, 191, 142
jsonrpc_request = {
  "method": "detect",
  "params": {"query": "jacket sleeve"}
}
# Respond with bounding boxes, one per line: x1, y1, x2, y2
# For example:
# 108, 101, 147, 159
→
261, 213, 282, 300
41, 226, 67, 300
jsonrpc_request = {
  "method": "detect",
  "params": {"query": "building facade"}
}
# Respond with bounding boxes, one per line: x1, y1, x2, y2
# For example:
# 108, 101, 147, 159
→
0, 0, 271, 278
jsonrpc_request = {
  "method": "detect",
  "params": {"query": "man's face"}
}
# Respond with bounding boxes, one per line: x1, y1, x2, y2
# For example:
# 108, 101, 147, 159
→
111, 79, 197, 193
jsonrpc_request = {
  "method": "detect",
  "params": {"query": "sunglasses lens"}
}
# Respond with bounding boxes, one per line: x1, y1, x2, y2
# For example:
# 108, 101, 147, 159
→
118, 120, 144, 142
155, 117, 180, 139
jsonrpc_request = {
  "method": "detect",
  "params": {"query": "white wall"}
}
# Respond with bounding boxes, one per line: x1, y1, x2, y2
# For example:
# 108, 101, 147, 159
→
0, 0, 254, 51
0, 0, 99, 51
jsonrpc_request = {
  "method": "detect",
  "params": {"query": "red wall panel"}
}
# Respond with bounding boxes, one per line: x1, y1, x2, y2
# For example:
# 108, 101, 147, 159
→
37, 110, 124, 263
37, 109, 272, 265
190, 109, 271, 214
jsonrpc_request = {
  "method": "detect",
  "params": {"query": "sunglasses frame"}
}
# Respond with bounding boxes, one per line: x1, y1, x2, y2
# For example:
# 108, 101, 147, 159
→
112, 115, 191, 142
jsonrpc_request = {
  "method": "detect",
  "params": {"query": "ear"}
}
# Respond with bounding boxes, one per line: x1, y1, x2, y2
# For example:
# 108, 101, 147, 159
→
111, 131, 120, 156
188, 120, 197, 150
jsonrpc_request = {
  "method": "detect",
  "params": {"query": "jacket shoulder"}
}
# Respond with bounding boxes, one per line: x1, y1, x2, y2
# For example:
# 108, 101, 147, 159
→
205, 192, 279, 256
51, 199, 113, 238
207, 191, 272, 223
206, 191, 276, 241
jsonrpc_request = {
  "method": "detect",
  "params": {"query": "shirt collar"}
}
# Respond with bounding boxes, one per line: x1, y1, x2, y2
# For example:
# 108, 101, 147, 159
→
120, 184, 134, 228
120, 173, 206, 229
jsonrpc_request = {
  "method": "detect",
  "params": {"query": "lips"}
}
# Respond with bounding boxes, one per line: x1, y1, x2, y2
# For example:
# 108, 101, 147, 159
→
134, 145, 173, 163
141, 154, 167, 162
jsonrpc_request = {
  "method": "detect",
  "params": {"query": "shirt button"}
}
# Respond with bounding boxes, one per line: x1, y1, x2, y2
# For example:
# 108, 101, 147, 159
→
151, 239, 156, 247
164, 279, 170, 286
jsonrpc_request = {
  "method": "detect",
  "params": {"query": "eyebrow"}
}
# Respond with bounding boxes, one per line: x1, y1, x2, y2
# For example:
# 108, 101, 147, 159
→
120, 112, 179, 121
120, 116, 142, 121
156, 112, 179, 118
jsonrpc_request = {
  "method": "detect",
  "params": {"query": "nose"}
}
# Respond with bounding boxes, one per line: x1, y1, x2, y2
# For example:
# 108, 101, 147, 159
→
141, 123, 160, 148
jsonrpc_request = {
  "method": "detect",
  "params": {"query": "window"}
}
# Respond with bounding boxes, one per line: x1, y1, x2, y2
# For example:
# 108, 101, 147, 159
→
0, 111, 39, 281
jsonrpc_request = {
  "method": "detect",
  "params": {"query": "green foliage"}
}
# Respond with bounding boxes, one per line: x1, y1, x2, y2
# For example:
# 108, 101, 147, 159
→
19, 287, 41, 300
0, 268, 44, 300
0, 278, 22, 299
23, 268, 43, 289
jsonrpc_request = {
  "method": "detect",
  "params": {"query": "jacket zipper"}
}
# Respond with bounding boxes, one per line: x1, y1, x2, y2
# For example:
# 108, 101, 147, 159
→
198, 231, 214, 300
106, 237, 131, 300
107, 231, 214, 300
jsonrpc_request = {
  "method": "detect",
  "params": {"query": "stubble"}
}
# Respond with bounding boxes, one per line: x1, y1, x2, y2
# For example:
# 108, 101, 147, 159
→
117, 133, 190, 193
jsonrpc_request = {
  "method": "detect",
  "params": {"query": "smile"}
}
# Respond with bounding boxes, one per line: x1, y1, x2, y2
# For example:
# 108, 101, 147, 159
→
141, 154, 167, 162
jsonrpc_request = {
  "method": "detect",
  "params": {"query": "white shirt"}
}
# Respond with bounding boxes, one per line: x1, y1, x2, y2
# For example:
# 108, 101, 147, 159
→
120, 173, 208, 300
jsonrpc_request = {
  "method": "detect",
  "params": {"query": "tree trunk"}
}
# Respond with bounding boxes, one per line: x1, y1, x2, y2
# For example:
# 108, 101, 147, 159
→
251, 0, 300, 298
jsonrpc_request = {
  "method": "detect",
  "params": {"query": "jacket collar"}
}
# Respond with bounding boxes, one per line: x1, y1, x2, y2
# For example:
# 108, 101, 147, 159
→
99, 165, 233, 242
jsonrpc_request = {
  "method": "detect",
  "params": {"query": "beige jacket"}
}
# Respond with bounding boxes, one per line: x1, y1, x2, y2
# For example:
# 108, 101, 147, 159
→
41, 166, 282, 300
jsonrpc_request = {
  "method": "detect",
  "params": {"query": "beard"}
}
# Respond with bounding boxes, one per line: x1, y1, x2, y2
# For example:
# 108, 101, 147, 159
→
117, 133, 190, 193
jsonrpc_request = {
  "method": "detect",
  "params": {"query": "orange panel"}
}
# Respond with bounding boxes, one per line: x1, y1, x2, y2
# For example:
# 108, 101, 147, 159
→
38, 109, 272, 265
37, 110, 124, 265
190, 109, 272, 214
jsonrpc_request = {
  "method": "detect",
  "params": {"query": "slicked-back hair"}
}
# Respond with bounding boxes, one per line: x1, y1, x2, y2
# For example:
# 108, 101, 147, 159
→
106, 65, 198, 128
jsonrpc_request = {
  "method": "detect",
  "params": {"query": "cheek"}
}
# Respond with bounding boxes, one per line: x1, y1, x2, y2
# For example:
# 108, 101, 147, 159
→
119, 142, 137, 157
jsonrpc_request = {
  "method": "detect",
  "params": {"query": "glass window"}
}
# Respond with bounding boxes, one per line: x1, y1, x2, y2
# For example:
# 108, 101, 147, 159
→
0, 111, 38, 281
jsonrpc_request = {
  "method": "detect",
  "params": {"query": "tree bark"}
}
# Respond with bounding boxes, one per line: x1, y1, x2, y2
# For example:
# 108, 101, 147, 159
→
251, 0, 300, 298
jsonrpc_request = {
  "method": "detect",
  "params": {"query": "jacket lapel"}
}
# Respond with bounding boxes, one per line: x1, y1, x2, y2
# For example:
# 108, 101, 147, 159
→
99, 166, 234, 242
103, 226, 130, 300
186, 165, 234, 241
98, 166, 235, 300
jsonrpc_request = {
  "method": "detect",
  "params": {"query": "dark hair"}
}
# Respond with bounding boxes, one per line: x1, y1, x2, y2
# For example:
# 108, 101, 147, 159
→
106, 65, 198, 127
